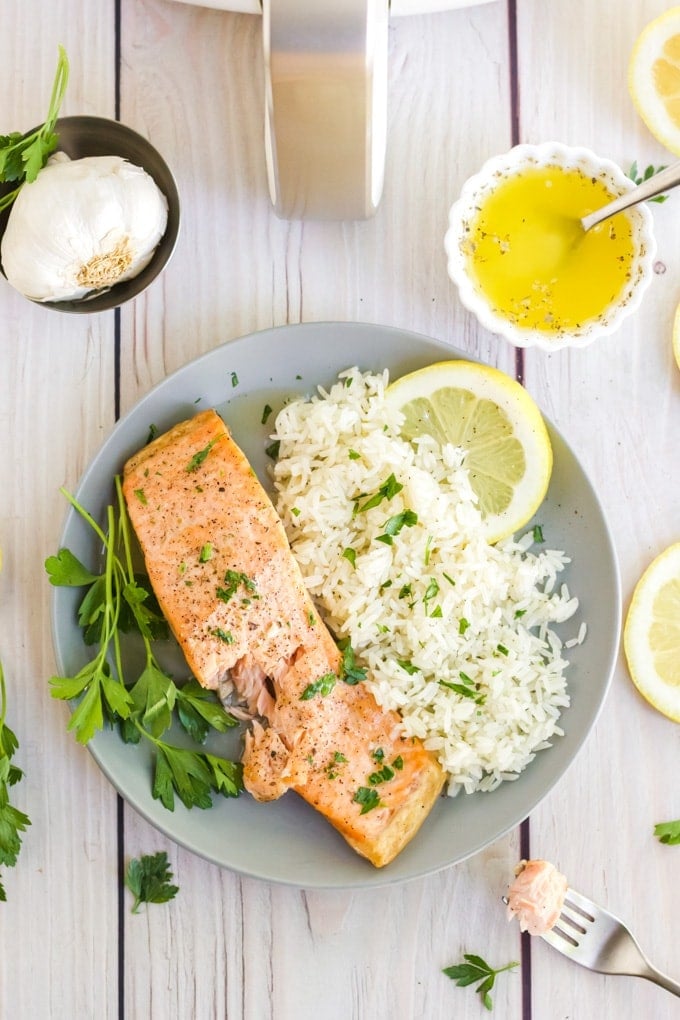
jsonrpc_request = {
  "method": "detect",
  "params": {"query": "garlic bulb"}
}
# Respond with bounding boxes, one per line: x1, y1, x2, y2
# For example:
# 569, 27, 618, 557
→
1, 153, 168, 302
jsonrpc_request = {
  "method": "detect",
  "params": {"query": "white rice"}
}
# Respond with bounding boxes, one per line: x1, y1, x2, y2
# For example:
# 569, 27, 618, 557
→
271, 368, 581, 796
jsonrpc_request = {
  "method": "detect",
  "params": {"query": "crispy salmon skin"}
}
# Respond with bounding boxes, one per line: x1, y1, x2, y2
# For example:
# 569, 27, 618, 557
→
123, 409, 444, 867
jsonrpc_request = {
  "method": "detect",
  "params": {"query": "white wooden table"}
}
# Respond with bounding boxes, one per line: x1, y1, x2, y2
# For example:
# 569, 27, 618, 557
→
2, 1, 680, 1017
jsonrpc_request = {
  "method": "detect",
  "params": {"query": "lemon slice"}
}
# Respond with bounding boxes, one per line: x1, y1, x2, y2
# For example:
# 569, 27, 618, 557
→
673, 301, 680, 371
624, 543, 680, 721
629, 7, 680, 154
386, 360, 553, 542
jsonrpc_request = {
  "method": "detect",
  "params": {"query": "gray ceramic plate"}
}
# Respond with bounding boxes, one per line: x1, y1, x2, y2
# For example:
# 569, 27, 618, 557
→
51, 322, 620, 888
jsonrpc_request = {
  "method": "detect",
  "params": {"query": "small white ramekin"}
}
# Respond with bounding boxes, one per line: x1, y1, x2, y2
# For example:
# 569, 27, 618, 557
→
444, 142, 657, 351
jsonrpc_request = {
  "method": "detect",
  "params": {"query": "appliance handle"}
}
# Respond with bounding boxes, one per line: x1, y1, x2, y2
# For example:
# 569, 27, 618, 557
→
262, 0, 389, 220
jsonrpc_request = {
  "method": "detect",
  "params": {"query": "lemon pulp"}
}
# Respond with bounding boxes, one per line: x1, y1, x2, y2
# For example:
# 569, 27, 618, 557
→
463, 165, 636, 333
624, 543, 680, 720
386, 361, 552, 543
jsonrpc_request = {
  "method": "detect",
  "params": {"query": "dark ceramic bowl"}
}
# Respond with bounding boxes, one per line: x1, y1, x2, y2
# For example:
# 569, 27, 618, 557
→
0, 115, 180, 313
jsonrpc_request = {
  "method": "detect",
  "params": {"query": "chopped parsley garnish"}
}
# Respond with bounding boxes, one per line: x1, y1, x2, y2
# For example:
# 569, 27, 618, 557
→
392, 755, 403, 770
397, 659, 420, 675
439, 671, 485, 705
265, 440, 280, 460
290, 507, 301, 517
211, 627, 234, 645
147, 423, 159, 444
423, 578, 440, 605
339, 641, 367, 685
459, 617, 470, 635
357, 473, 403, 513
377, 509, 418, 545
325, 750, 348, 780
348, 449, 361, 460
398, 584, 412, 600
514, 608, 527, 619
199, 543, 213, 563
352, 786, 381, 815
186, 438, 218, 473
368, 764, 395, 785
261, 403, 273, 424
443, 572, 456, 587
371, 747, 385, 763
300, 672, 337, 700
216, 570, 257, 604
496, 643, 509, 656
532, 524, 544, 543
230, 371, 239, 388
134, 488, 147, 505
342, 547, 357, 568
424, 535, 433, 565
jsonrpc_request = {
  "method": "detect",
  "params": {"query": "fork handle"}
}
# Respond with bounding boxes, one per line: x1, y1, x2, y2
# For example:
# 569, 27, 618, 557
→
642, 964, 680, 998
581, 158, 680, 231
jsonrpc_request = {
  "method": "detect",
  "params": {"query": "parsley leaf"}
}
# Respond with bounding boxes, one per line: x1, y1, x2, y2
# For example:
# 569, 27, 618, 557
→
175, 679, 239, 744
125, 851, 179, 913
216, 569, 257, 604
443, 953, 518, 1011
47, 480, 243, 811
352, 786, 382, 814
339, 641, 367, 685
45, 548, 100, 587
628, 161, 669, 203
0, 47, 70, 212
654, 819, 680, 845
376, 508, 418, 545
300, 672, 337, 700
0, 661, 31, 902
186, 437, 218, 473
357, 473, 403, 512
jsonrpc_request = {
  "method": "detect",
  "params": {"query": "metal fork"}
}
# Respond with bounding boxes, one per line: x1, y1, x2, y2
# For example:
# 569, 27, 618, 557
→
541, 887, 680, 998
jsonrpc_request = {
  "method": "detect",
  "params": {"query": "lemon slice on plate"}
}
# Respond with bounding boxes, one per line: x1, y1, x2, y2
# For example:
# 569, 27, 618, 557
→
385, 360, 553, 543
624, 543, 680, 721
629, 6, 680, 154
672, 301, 680, 371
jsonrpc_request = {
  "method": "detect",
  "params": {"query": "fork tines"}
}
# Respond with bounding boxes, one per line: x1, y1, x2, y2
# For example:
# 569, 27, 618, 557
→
541, 887, 599, 953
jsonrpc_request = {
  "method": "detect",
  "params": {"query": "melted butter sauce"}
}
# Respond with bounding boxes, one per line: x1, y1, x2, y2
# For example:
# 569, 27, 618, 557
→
463, 165, 636, 334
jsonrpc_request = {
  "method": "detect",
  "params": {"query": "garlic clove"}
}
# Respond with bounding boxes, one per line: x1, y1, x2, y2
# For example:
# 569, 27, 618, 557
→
1, 154, 168, 303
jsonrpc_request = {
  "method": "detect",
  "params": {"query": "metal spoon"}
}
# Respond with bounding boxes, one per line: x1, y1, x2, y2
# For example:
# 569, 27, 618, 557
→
581, 159, 680, 232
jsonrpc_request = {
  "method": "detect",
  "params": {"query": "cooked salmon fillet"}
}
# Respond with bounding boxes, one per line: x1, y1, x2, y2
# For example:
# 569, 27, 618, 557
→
123, 409, 444, 867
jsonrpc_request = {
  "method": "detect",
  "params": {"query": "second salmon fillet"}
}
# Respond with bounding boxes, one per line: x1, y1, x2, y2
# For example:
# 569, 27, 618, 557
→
123, 409, 444, 867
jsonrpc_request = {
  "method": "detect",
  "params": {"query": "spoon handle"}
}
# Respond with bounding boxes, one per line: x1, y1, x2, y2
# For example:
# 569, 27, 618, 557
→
581, 158, 680, 231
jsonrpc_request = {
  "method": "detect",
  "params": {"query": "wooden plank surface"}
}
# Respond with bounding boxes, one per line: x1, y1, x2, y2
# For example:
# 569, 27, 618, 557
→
1, 0, 679, 1017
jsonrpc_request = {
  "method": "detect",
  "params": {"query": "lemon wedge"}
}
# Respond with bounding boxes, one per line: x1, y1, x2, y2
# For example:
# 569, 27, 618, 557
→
672, 301, 680, 371
624, 543, 680, 721
629, 6, 680, 154
386, 360, 553, 542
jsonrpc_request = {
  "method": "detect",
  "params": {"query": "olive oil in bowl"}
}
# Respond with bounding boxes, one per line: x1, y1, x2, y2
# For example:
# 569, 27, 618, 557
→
445, 143, 656, 349
463, 166, 636, 333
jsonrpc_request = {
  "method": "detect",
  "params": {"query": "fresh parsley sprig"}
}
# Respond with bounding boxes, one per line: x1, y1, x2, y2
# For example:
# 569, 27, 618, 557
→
654, 819, 680, 845
46, 478, 243, 811
0, 46, 70, 213
125, 851, 179, 913
0, 660, 31, 902
443, 953, 519, 1011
